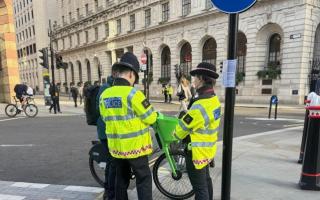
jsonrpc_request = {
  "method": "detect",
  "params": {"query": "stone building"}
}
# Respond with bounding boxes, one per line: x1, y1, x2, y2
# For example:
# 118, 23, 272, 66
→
53, 0, 320, 104
13, 0, 58, 92
0, 0, 19, 103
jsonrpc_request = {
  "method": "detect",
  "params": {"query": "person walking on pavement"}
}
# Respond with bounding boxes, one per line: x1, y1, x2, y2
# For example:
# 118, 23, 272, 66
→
78, 82, 84, 105
162, 84, 168, 103
70, 83, 79, 107
99, 52, 157, 200
167, 84, 173, 103
49, 83, 61, 114
96, 75, 116, 200
177, 76, 192, 112
174, 62, 221, 200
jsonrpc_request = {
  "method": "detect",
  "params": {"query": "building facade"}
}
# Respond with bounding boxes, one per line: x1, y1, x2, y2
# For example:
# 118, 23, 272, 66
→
0, 0, 20, 103
13, 0, 58, 92
53, 0, 320, 104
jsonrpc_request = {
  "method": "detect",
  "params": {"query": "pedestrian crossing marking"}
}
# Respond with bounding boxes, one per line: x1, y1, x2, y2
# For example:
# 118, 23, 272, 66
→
0, 194, 25, 200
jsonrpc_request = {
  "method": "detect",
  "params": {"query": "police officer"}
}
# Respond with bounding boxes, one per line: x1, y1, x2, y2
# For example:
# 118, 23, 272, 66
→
99, 52, 157, 200
175, 62, 221, 200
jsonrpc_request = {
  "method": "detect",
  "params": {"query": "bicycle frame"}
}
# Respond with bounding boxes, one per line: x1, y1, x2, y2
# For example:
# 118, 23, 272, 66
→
153, 124, 180, 178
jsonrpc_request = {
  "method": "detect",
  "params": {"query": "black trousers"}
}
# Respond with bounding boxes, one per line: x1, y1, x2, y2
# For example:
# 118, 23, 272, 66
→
168, 94, 172, 102
164, 93, 168, 102
100, 139, 116, 200
49, 97, 60, 113
186, 152, 213, 200
114, 156, 152, 200
72, 96, 78, 107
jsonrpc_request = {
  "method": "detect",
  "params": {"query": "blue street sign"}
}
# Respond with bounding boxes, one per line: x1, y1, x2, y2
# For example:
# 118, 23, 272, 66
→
211, 0, 257, 14
271, 95, 278, 105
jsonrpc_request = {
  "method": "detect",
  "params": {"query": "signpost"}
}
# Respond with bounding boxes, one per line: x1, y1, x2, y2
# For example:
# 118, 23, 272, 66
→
210, 0, 257, 199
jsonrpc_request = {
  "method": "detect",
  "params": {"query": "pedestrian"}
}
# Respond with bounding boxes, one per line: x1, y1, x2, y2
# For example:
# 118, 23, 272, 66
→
177, 76, 192, 113
49, 83, 61, 114
162, 84, 168, 103
70, 83, 79, 107
96, 75, 116, 200
78, 82, 84, 105
174, 62, 221, 200
99, 52, 157, 200
167, 84, 173, 103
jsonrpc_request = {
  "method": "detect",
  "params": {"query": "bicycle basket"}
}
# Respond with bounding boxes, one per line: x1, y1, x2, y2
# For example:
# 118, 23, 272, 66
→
155, 113, 179, 144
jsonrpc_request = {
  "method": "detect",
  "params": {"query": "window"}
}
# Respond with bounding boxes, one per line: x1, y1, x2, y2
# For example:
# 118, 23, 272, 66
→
69, 12, 72, 22
77, 33, 80, 45
237, 32, 247, 75
62, 38, 65, 49
117, 19, 121, 34
95, 27, 99, 40
33, 43, 36, 53
62, 16, 65, 24
162, 3, 169, 22
28, 12, 30, 21
145, 9, 151, 27
28, 27, 31, 37
95, 0, 99, 11
31, 10, 33, 18
77, 8, 80, 19
85, 4, 89, 15
268, 33, 281, 67
202, 38, 217, 66
130, 14, 135, 31
105, 23, 109, 37
182, 0, 191, 16
69, 36, 72, 48
161, 46, 171, 79
32, 25, 35, 35
85, 31, 89, 43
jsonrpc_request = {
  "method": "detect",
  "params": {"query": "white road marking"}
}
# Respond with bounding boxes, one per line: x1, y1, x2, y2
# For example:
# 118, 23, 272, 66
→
11, 182, 49, 189
0, 194, 25, 200
245, 117, 304, 123
63, 186, 104, 193
0, 144, 34, 147
234, 126, 303, 141
0, 117, 25, 122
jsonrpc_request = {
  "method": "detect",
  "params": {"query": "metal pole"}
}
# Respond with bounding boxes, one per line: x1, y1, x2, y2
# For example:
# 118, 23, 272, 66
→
268, 100, 272, 119
221, 13, 238, 200
275, 101, 278, 120
49, 20, 56, 114
146, 50, 150, 100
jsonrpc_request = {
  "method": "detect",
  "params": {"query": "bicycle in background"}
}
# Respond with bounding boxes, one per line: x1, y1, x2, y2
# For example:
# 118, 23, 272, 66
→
5, 96, 38, 118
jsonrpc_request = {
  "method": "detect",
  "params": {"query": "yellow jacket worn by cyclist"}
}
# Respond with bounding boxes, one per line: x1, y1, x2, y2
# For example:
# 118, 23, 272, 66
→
99, 84, 157, 159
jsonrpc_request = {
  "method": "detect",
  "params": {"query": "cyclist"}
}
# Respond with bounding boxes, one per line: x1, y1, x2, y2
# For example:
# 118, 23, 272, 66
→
14, 83, 28, 109
174, 62, 221, 200
99, 52, 157, 200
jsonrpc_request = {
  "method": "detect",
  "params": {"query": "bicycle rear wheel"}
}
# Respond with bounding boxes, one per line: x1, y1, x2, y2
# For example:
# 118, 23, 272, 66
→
24, 104, 38, 118
89, 143, 108, 187
5, 104, 18, 118
153, 152, 194, 199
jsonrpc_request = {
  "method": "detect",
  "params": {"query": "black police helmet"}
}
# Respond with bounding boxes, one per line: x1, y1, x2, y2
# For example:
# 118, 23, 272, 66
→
112, 52, 140, 82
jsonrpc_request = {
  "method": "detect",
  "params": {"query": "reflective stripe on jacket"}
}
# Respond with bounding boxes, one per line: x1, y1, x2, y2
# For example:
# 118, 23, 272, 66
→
175, 95, 221, 169
99, 86, 157, 159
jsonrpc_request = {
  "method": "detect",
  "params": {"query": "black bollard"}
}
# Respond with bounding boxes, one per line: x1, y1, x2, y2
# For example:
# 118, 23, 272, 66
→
298, 99, 311, 164
268, 95, 278, 119
299, 105, 320, 190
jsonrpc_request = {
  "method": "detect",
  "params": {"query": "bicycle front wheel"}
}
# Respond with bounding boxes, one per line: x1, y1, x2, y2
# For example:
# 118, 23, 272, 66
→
89, 156, 106, 187
5, 104, 18, 118
153, 152, 194, 199
24, 104, 38, 118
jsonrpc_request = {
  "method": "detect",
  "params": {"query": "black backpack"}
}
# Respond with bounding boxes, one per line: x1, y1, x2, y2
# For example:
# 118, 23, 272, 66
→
84, 85, 101, 126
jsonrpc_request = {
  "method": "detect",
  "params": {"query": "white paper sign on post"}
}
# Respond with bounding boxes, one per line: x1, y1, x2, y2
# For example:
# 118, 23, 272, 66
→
222, 59, 237, 88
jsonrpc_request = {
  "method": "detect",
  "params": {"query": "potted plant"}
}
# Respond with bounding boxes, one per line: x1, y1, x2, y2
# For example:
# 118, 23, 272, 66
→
257, 65, 281, 80
158, 77, 171, 85
236, 72, 245, 85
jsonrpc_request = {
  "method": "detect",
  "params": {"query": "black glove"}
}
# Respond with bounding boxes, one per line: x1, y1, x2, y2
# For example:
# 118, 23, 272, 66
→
178, 111, 187, 119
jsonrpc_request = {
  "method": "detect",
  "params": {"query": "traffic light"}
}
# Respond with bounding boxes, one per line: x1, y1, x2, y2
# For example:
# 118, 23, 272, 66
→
56, 54, 68, 69
39, 48, 49, 68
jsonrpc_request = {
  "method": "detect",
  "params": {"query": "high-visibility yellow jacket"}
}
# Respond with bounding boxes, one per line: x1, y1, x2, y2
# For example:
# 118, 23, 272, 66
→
175, 95, 221, 169
168, 86, 173, 95
99, 84, 157, 159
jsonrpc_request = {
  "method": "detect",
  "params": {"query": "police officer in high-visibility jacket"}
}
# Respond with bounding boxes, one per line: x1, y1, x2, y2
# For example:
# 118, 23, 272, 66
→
175, 62, 221, 200
99, 52, 157, 200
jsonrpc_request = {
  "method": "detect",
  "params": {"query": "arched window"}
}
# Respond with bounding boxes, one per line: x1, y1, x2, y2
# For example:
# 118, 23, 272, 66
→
180, 42, 192, 76
64, 68, 68, 83
237, 32, 247, 73
77, 61, 82, 82
268, 33, 281, 67
70, 63, 74, 83
161, 46, 171, 79
202, 38, 217, 66
86, 60, 91, 82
